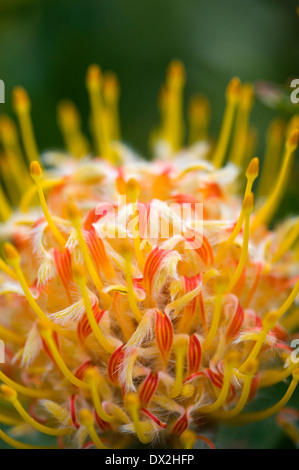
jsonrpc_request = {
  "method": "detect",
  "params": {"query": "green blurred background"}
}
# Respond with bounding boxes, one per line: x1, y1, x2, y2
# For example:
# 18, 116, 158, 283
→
0, 0, 299, 449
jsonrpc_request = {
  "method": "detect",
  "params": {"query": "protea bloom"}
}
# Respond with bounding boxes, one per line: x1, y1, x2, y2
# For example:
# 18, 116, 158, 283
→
0, 61, 298, 449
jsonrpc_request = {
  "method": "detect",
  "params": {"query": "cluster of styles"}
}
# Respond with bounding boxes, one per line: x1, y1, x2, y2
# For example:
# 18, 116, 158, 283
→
0, 61, 298, 449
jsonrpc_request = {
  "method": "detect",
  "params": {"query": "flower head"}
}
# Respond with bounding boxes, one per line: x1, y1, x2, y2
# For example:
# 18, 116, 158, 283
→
0, 61, 298, 449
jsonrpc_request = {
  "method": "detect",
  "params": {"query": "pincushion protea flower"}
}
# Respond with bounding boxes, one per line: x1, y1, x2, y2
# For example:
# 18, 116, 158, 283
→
0, 60, 298, 449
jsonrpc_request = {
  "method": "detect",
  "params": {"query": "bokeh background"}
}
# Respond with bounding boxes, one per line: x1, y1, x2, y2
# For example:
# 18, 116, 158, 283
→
0, 0, 299, 449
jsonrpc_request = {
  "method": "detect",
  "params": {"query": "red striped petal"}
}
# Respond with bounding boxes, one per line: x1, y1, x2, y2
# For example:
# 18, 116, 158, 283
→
140, 408, 167, 429
139, 371, 159, 408
53, 247, 73, 291
226, 302, 244, 341
143, 247, 169, 292
155, 309, 173, 365
84, 229, 114, 278
77, 299, 106, 343
94, 410, 111, 431
172, 411, 189, 437
188, 334, 202, 375
107, 345, 124, 385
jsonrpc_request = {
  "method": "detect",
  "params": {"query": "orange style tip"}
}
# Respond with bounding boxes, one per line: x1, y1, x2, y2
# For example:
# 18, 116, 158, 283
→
246, 157, 259, 178
83, 367, 98, 382
86, 64, 102, 90
13, 86, 30, 112
181, 430, 197, 444
189, 94, 209, 116
158, 85, 168, 105
225, 350, 241, 367
3, 242, 20, 264
104, 72, 120, 100
269, 118, 285, 138
0, 384, 17, 400
72, 264, 86, 282
174, 334, 188, 351
292, 369, 299, 381
167, 59, 185, 86
263, 311, 280, 330
125, 393, 140, 410
240, 83, 254, 107
126, 178, 140, 199
181, 384, 195, 398
30, 160, 42, 179
0, 115, 16, 138
66, 202, 81, 221
288, 114, 299, 132
226, 77, 241, 101
243, 192, 254, 212
287, 128, 299, 150
79, 409, 94, 426
241, 359, 258, 376
57, 100, 79, 126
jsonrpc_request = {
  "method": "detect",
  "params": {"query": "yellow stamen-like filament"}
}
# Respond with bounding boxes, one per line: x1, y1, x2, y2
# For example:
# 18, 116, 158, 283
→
213, 77, 241, 168
103, 72, 121, 142
40, 326, 89, 390
0, 411, 20, 426
3, 242, 65, 335
73, 265, 115, 353
79, 409, 109, 449
197, 355, 237, 413
0, 257, 17, 279
257, 118, 285, 198
225, 192, 254, 293
125, 393, 152, 444
202, 287, 224, 351
0, 184, 11, 221
67, 203, 111, 308
170, 336, 188, 398
124, 256, 143, 323
239, 311, 280, 373
104, 402, 130, 424
0, 385, 72, 437
86, 64, 111, 159
188, 94, 211, 144
84, 369, 114, 423
272, 217, 299, 262
0, 324, 23, 345
13, 87, 39, 164
251, 129, 299, 231
30, 161, 66, 248
281, 307, 299, 332
275, 280, 299, 320
57, 100, 90, 158
164, 60, 185, 152
229, 83, 254, 167
259, 361, 298, 389
233, 369, 299, 424
0, 426, 55, 449
213, 360, 258, 419
126, 178, 144, 270
0, 116, 30, 194
216, 158, 259, 262
20, 177, 64, 213
0, 370, 56, 399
